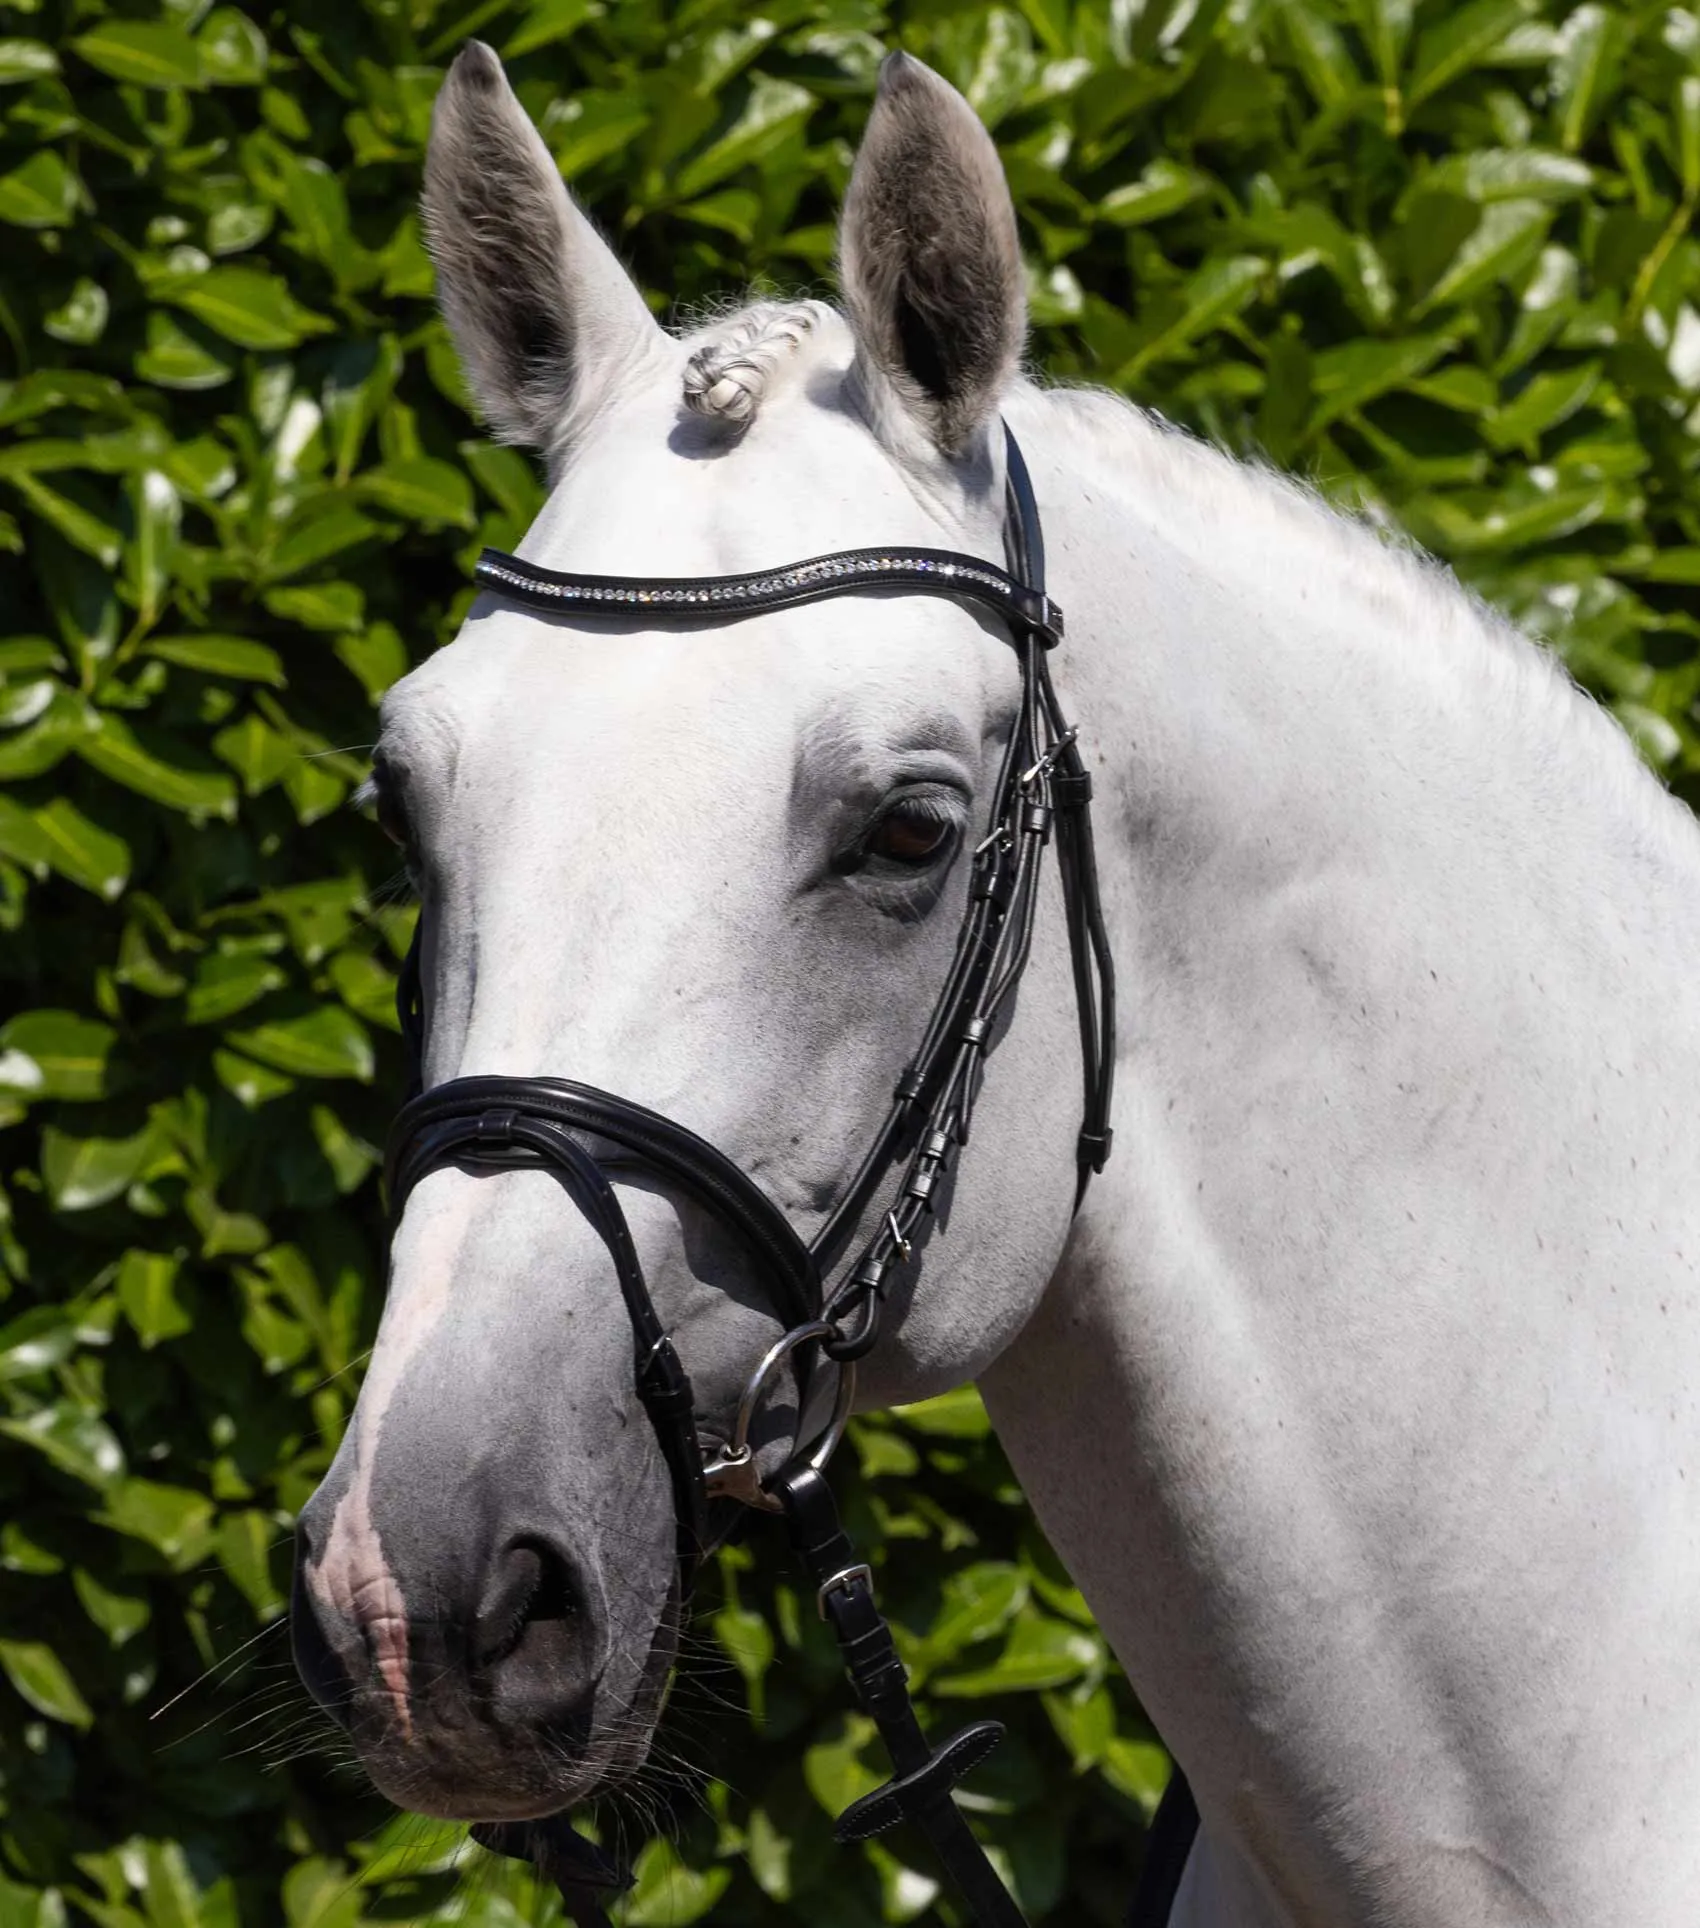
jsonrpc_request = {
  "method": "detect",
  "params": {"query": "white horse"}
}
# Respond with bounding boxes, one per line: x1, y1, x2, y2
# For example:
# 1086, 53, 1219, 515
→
291, 43, 1700, 1927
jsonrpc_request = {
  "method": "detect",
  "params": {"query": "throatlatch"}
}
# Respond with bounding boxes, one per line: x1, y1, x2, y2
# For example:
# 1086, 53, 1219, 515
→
384, 427, 1117, 1928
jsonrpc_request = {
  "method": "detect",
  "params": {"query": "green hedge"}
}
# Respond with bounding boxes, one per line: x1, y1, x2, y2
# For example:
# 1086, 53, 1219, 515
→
1, 1, 1696, 1925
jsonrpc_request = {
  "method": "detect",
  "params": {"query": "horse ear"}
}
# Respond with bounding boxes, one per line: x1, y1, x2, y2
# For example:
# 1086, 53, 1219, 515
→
423, 42, 661, 449
839, 54, 1026, 457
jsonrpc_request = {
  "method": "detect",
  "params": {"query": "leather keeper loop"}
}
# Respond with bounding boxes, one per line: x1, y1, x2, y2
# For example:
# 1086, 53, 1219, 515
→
1051, 767, 1092, 807
970, 848, 1013, 908
854, 1254, 890, 1297
903, 1167, 938, 1207
1021, 801, 1053, 841
961, 1017, 993, 1053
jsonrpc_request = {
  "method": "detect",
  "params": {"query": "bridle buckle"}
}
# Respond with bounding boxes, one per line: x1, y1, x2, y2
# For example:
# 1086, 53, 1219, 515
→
816, 1562, 873, 1618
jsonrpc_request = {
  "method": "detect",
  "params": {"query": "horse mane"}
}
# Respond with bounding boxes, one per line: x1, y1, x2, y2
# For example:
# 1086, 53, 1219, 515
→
1021, 378, 1700, 869
680, 297, 831, 427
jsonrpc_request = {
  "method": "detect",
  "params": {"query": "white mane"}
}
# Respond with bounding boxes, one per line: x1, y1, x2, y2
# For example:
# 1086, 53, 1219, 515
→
1017, 379, 1700, 872
680, 298, 830, 427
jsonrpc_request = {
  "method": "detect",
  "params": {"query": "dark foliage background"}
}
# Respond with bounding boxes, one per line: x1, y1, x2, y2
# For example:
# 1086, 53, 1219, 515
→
0, 0, 1695, 1924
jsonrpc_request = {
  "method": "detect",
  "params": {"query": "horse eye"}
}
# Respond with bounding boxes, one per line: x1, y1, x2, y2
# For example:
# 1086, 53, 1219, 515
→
865, 800, 956, 867
369, 773, 412, 850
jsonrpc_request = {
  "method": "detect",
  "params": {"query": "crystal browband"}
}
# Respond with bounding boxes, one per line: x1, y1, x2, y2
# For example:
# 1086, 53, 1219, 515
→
472, 545, 1064, 646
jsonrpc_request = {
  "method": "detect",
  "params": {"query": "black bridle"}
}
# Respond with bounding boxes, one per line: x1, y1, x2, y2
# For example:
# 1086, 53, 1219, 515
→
384, 427, 1122, 1927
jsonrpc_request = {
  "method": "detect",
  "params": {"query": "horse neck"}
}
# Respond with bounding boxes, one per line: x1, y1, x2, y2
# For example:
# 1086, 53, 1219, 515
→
985, 390, 1700, 1924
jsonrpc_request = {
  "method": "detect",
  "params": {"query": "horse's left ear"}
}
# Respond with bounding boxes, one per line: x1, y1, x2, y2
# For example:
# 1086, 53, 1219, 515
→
839, 54, 1027, 458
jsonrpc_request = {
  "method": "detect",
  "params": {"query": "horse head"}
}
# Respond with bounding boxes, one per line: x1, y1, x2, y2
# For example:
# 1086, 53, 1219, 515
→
290, 45, 1089, 1825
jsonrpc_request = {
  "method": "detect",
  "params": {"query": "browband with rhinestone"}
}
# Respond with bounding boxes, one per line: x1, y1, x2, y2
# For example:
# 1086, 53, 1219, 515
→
473, 544, 1064, 647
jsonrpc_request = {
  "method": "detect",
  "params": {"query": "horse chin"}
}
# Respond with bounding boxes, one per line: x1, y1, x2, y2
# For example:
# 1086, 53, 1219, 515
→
352, 1597, 679, 1825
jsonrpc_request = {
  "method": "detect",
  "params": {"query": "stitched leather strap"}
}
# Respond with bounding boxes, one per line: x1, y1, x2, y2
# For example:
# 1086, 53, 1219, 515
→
774, 1465, 1028, 1927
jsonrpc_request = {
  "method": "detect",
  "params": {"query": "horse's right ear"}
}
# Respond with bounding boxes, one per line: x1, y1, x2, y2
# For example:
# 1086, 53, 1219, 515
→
423, 43, 661, 449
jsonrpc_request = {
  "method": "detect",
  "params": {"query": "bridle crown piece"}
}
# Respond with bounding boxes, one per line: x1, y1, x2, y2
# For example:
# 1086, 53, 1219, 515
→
382, 422, 1115, 1928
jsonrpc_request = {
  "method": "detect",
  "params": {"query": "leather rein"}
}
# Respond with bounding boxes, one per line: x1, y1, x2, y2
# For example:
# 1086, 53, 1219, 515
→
384, 427, 1120, 1927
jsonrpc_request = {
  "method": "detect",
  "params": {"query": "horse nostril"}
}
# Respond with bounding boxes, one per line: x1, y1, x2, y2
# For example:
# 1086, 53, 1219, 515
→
474, 1537, 578, 1672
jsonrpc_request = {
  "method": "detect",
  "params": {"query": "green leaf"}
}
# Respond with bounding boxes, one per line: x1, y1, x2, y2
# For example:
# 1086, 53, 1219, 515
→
623, 1842, 730, 1928
1308, 332, 1456, 429
0, 40, 58, 85
262, 581, 364, 633
712, 1602, 774, 1715
1116, 256, 1266, 380
77, 715, 237, 820
1415, 199, 1553, 313
1408, 0, 1538, 104
95, 1478, 216, 1568
185, 949, 286, 1023
1551, 3, 1624, 151
1043, 1682, 1117, 1770
143, 634, 285, 685
895, 1385, 992, 1437
0, 1405, 124, 1486
0, 794, 130, 898
0, 1009, 117, 1101
212, 1047, 295, 1108
1100, 1736, 1173, 1818
1486, 360, 1600, 448
1098, 159, 1209, 226
915, 1563, 1026, 1670
42, 1121, 161, 1211
71, 21, 203, 89
356, 458, 476, 528
1350, 0, 1414, 106
44, 277, 109, 347
212, 712, 295, 794
1, 1522, 65, 1574
198, 9, 267, 85
162, 267, 329, 351
0, 1640, 93, 1727
0, 685, 90, 781
227, 1007, 374, 1081
216, 1510, 284, 1615
544, 90, 653, 180
0, 150, 77, 229
804, 1717, 884, 1817
1678, 75, 1700, 200
0, 1306, 78, 1382
310, 1104, 378, 1192
140, 1843, 204, 1928
123, 471, 181, 628
73, 1567, 150, 1646
460, 443, 544, 524
674, 77, 817, 199
334, 622, 407, 697
1637, 550, 1700, 585
932, 1608, 1100, 1695
1414, 147, 1593, 205
116, 1248, 192, 1347
10, 473, 124, 566
264, 496, 380, 580
1276, 0, 1361, 106
135, 311, 235, 391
